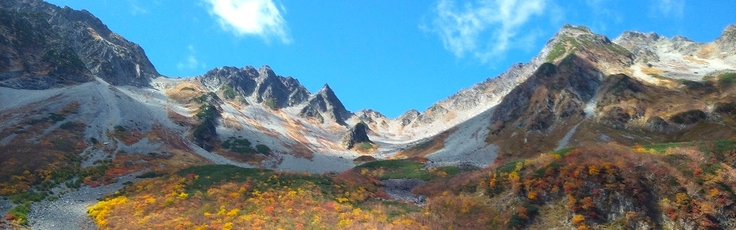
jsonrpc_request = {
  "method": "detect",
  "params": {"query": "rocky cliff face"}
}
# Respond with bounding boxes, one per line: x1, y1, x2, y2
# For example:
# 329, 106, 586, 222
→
198, 65, 351, 125
0, 0, 160, 88
199, 65, 311, 109
713, 24, 736, 56
299, 84, 352, 125
341, 122, 371, 149
0, 7, 92, 89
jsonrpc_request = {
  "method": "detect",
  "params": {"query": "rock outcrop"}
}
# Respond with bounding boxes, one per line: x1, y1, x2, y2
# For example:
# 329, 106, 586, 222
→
714, 24, 736, 55
342, 122, 371, 149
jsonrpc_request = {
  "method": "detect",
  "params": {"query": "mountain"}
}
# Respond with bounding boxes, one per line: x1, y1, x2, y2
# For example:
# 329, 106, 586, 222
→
2, 0, 736, 229
0, 0, 160, 88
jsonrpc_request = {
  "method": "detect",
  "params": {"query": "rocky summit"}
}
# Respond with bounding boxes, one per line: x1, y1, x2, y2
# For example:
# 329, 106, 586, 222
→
1, 0, 736, 229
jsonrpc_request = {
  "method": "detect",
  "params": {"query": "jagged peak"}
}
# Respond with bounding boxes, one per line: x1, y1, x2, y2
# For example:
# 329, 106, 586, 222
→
717, 24, 736, 39
257, 65, 276, 78
724, 24, 736, 33
356, 109, 385, 118
555, 24, 594, 37
242, 65, 256, 71
671, 35, 693, 42
399, 109, 421, 117
615, 31, 661, 42
317, 83, 335, 95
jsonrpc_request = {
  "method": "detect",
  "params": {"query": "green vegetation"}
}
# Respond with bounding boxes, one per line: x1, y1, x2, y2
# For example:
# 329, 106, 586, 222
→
175, 165, 330, 193
641, 142, 698, 153
195, 104, 217, 121
59, 121, 79, 130
114, 125, 126, 132
221, 136, 272, 155
180, 87, 195, 91
255, 144, 271, 154
7, 202, 31, 225
50, 138, 73, 151
718, 72, 736, 85
497, 159, 524, 173
42, 48, 86, 71
405, 141, 430, 152
222, 136, 253, 154
641, 140, 735, 158
48, 112, 65, 122
356, 160, 433, 180
136, 171, 166, 179
316, 113, 324, 123
9, 191, 46, 204
221, 85, 236, 100
360, 142, 373, 149
648, 73, 669, 80
192, 92, 219, 104
678, 79, 710, 90
177, 165, 273, 192
546, 41, 568, 62
552, 147, 574, 157
263, 97, 278, 110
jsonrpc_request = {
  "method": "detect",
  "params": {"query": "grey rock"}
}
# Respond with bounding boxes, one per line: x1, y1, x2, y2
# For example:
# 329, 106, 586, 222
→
299, 84, 352, 125
341, 122, 371, 149
200, 65, 310, 108
0, 0, 160, 89
714, 24, 736, 55
644, 116, 675, 133
0, 6, 93, 89
397, 109, 420, 127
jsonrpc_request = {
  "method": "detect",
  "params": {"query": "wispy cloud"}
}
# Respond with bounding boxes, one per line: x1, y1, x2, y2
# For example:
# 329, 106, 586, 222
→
127, 0, 148, 15
204, 0, 291, 44
177, 45, 205, 71
584, 0, 623, 33
424, 0, 546, 63
651, 0, 684, 18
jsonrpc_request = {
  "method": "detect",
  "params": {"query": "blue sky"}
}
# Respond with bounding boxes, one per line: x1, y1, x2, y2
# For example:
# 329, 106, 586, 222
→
46, 0, 735, 118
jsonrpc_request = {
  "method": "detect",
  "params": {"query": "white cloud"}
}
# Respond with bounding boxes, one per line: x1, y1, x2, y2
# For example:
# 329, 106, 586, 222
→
177, 45, 205, 71
651, 0, 684, 18
425, 0, 546, 63
204, 0, 291, 44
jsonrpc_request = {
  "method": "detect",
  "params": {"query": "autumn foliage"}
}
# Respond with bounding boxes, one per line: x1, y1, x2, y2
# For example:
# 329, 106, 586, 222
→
88, 165, 499, 229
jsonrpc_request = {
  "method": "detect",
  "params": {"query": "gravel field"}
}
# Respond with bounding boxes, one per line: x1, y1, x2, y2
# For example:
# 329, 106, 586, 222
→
28, 174, 139, 230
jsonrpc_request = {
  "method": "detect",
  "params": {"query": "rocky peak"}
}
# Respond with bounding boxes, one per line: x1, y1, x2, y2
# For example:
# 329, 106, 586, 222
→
356, 109, 386, 119
397, 109, 420, 127
252, 65, 310, 108
354, 109, 387, 129
714, 24, 736, 54
556, 24, 594, 37
299, 84, 352, 125
256, 65, 277, 80
200, 65, 309, 108
544, 24, 633, 72
613, 31, 661, 49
